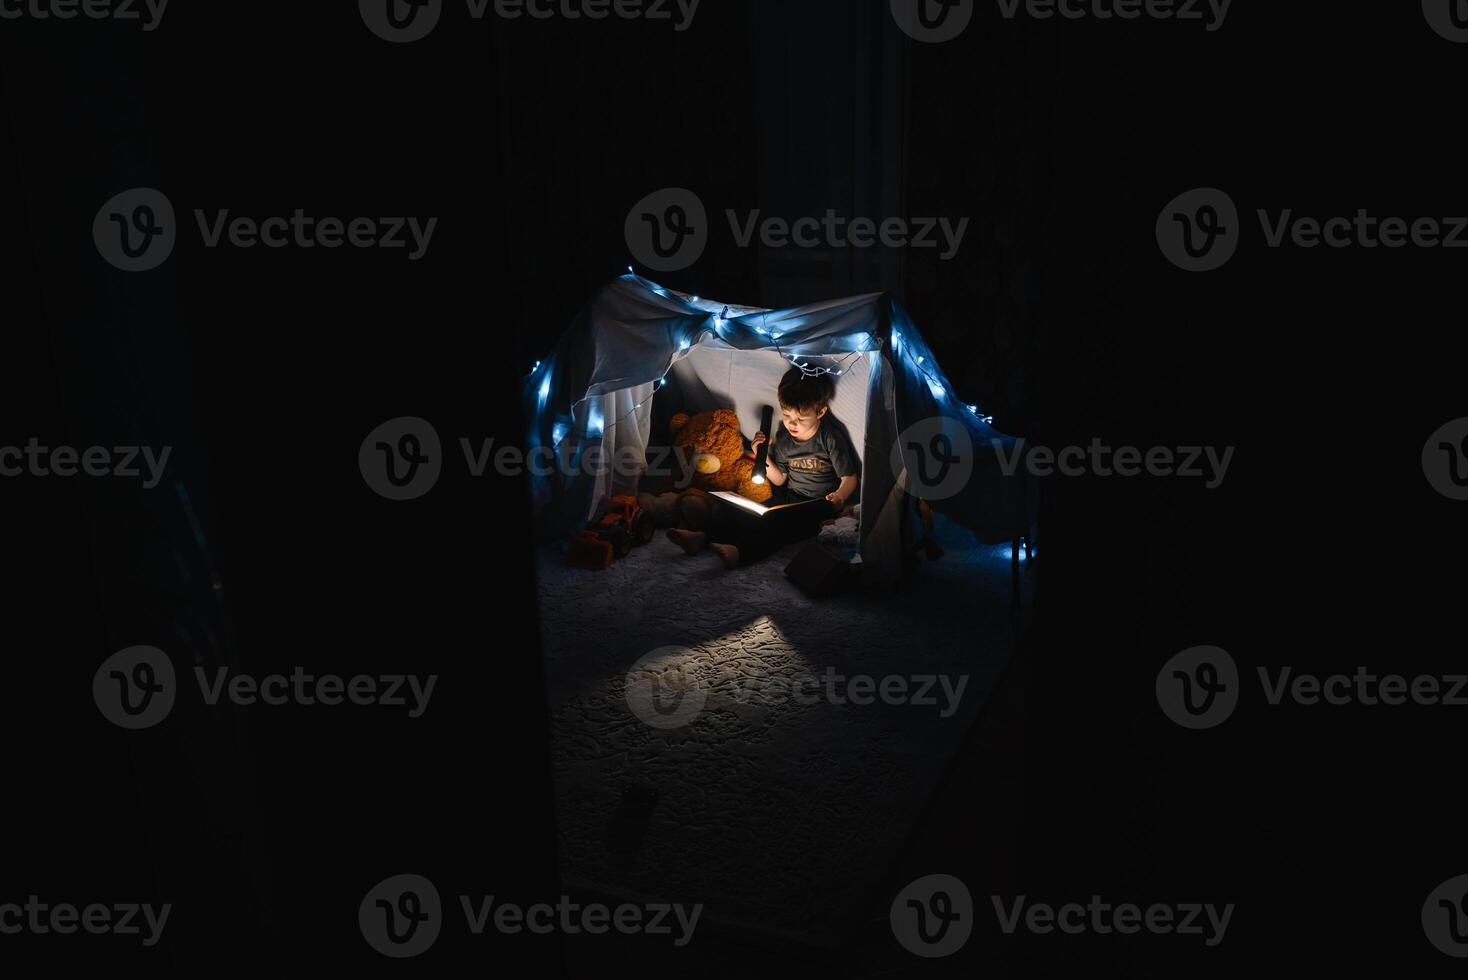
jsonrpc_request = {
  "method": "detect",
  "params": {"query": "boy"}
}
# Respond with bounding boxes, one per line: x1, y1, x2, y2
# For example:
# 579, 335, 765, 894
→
668, 368, 860, 568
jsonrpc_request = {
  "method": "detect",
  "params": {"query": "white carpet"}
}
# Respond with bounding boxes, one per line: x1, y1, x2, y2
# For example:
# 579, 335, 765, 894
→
536, 516, 1028, 948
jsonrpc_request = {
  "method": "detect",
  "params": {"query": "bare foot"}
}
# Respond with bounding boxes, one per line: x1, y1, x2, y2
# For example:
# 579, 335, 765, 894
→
666, 528, 706, 555
708, 543, 740, 569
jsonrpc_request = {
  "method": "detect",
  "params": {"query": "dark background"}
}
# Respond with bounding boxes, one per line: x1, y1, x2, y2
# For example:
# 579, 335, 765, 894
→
5, 1, 1465, 975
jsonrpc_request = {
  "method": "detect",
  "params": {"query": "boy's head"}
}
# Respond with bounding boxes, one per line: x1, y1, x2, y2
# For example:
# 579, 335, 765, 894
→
776, 367, 833, 441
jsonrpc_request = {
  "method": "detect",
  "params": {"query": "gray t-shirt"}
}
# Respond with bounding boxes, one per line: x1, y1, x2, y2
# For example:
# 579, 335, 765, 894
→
767, 416, 860, 499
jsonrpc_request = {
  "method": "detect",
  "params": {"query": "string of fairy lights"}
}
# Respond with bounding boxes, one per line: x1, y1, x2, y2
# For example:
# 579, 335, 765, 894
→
767, 316, 871, 379
529, 271, 995, 446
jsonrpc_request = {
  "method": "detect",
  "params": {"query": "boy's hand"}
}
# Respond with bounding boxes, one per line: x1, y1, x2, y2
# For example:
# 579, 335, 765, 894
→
751, 431, 767, 448
826, 475, 857, 511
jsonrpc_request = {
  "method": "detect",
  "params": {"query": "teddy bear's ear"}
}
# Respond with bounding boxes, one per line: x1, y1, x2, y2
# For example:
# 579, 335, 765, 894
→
712, 408, 738, 427
669, 413, 690, 435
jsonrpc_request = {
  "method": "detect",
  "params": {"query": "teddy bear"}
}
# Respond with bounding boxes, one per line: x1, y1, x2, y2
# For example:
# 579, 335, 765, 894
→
637, 408, 771, 530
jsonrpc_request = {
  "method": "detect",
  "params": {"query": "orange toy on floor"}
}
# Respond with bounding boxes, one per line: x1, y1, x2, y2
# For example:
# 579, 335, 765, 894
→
567, 495, 656, 570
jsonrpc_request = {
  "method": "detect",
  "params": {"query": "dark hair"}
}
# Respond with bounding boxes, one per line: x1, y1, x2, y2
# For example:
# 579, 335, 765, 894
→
777, 367, 834, 414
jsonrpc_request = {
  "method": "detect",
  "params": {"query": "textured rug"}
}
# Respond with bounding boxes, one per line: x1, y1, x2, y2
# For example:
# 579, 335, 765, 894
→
535, 516, 1027, 949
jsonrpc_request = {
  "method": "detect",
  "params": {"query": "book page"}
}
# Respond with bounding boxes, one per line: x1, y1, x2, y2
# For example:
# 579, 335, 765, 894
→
710, 491, 770, 516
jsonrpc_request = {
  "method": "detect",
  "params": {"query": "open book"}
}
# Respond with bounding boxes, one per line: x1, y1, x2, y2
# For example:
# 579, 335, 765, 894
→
710, 490, 830, 518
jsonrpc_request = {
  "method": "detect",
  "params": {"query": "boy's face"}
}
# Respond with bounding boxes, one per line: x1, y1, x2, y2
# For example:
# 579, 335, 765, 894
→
779, 403, 827, 441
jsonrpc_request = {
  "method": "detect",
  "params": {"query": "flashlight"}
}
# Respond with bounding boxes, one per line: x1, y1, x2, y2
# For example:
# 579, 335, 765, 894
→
751, 405, 773, 484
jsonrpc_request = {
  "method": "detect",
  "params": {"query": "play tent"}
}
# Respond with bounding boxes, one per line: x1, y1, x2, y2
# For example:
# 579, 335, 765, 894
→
523, 274, 1035, 583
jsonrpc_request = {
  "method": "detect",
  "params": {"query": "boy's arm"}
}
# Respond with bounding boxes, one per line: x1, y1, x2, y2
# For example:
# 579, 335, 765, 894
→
753, 431, 788, 485
826, 475, 857, 507
764, 444, 788, 485
824, 424, 859, 506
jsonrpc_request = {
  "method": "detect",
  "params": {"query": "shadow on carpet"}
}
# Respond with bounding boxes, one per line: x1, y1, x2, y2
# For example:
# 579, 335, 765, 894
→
535, 516, 1029, 950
